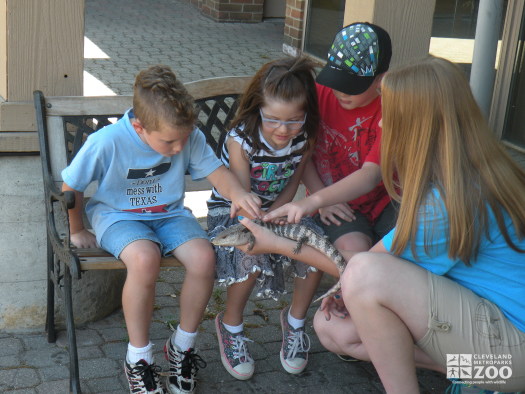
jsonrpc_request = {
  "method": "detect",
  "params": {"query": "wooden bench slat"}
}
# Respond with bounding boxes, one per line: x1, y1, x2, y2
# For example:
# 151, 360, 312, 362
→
183, 76, 252, 99
44, 96, 133, 116
42, 76, 252, 116
79, 257, 182, 270
75, 248, 182, 270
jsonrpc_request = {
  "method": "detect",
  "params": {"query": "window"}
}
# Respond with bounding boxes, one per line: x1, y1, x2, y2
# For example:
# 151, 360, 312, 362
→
303, 0, 345, 60
430, 1, 507, 77
503, 11, 525, 148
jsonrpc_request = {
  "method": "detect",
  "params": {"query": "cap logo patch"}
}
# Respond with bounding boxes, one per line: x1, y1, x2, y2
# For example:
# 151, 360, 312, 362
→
326, 23, 380, 77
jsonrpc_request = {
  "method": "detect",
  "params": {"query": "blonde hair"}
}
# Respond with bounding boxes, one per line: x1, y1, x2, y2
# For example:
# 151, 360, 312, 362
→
133, 65, 196, 131
381, 55, 525, 263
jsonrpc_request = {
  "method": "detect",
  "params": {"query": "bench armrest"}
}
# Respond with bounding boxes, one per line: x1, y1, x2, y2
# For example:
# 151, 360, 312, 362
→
45, 189, 82, 279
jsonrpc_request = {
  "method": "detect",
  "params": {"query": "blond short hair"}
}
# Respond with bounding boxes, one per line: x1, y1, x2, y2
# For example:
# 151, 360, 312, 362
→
133, 65, 196, 131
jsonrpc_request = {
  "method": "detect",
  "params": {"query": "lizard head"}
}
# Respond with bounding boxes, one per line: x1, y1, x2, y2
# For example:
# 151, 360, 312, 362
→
211, 223, 252, 247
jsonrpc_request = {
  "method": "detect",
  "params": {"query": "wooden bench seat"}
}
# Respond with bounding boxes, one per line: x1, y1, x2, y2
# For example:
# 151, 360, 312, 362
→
75, 248, 186, 270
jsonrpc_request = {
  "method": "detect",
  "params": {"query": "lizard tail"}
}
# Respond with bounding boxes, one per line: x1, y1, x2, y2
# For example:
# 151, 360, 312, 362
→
312, 280, 341, 304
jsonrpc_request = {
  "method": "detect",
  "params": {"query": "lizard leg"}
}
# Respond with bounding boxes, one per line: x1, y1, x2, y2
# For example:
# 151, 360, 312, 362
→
292, 236, 308, 254
247, 234, 256, 251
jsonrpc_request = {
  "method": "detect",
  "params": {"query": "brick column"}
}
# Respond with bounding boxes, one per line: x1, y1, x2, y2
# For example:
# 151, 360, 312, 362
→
191, 0, 264, 23
283, 0, 306, 56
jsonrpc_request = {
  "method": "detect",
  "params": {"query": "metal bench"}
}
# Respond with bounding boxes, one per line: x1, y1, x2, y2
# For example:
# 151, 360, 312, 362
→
34, 75, 251, 393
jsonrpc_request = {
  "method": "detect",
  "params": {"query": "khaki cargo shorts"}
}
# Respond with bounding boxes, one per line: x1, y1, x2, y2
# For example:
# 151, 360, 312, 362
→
417, 272, 525, 392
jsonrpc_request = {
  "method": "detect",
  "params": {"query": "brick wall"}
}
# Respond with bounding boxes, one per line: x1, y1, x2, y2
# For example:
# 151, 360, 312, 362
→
190, 0, 264, 23
283, 0, 306, 56
186, 0, 307, 55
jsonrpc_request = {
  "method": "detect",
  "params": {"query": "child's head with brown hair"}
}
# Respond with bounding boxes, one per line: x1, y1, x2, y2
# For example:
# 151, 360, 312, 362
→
380, 55, 525, 263
132, 65, 197, 156
231, 56, 319, 154
133, 65, 196, 132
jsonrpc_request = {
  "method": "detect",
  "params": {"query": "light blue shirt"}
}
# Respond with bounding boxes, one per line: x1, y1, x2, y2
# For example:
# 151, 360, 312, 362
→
383, 188, 525, 332
61, 109, 222, 243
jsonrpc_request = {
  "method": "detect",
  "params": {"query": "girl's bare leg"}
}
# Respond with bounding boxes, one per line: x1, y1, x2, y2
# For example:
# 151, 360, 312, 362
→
222, 274, 258, 326
290, 270, 323, 319
313, 307, 445, 373
341, 252, 437, 394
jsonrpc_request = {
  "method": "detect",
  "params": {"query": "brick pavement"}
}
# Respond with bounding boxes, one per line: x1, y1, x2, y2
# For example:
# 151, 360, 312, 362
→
83, 0, 285, 95
1, 267, 449, 393
0, 0, 451, 392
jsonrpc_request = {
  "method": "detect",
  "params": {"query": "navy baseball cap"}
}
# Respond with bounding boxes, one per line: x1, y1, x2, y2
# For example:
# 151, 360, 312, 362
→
316, 22, 392, 95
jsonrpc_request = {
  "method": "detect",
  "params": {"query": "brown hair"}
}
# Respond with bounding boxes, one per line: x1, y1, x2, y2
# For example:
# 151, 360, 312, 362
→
133, 65, 196, 131
381, 55, 525, 263
230, 56, 320, 155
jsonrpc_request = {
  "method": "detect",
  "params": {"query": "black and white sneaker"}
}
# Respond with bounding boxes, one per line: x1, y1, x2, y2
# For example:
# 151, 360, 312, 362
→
124, 358, 165, 393
164, 339, 207, 393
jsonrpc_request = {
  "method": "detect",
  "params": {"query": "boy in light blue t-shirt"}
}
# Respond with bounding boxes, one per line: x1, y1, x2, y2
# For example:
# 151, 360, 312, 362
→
61, 65, 262, 394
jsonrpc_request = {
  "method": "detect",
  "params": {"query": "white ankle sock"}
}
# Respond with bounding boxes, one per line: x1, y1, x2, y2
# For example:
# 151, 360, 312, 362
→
288, 309, 305, 330
172, 325, 197, 351
127, 342, 154, 364
223, 321, 244, 334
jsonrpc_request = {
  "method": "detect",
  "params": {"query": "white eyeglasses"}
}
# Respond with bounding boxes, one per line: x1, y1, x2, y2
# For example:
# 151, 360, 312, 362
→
259, 109, 306, 130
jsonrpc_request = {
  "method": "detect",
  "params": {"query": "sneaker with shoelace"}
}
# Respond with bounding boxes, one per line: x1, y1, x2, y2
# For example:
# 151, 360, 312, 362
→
164, 338, 206, 394
279, 306, 311, 374
124, 358, 165, 393
215, 311, 255, 380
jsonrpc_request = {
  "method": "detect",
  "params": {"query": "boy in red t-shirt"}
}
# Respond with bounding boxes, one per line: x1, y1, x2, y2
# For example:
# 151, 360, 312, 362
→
266, 22, 395, 261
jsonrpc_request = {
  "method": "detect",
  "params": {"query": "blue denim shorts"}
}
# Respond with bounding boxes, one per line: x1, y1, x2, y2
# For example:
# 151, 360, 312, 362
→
99, 215, 208, 258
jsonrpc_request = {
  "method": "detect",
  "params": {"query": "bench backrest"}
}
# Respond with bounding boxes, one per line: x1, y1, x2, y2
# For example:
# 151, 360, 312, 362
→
35, 76, 252, 197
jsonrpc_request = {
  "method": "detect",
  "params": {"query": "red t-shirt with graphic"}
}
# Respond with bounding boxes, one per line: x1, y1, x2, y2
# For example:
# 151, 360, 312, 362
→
312, 83, 390, 222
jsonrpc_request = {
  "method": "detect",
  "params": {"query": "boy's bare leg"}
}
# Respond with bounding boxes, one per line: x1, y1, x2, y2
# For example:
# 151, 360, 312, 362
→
333, 231, 371, 261
290, 270, 323, 319
120, 239, 162, 347
172, 238, 216, 333
222, 274, 258, 326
